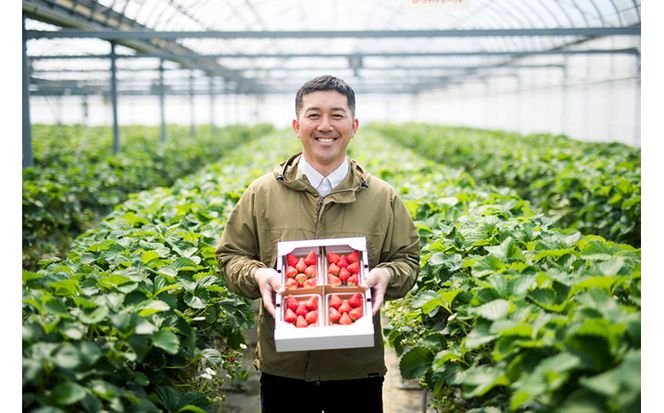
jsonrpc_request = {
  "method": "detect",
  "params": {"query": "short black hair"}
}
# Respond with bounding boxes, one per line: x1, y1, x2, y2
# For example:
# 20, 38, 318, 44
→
295, 75, 356, 118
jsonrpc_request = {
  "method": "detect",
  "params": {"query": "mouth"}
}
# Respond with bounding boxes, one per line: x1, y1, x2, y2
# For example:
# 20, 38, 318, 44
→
315, 137, 338, 143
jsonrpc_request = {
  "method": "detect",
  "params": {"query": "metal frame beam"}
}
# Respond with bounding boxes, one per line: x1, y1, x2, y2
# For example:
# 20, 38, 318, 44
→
26, 26, 641, 40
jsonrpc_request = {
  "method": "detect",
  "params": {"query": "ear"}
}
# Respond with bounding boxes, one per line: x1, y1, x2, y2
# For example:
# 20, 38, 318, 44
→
292, 118, 301, 135
351, 118, 359, 136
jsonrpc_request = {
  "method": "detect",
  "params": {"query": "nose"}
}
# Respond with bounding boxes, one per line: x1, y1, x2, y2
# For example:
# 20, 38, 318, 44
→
317, 115, 333, 131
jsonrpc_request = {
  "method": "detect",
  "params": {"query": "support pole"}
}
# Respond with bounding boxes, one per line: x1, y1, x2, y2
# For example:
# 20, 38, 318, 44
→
159, 59, 166, 143
110, 41, 120, 154
209, 75, 216, 134
189, 71, 196, 137
561, 56, 568, 136
634, 53, 641, 146
22, 13, 34, 168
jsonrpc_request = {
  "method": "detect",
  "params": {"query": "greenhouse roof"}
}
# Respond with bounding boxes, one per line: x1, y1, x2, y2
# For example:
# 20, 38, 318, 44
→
23, 0, 641, 96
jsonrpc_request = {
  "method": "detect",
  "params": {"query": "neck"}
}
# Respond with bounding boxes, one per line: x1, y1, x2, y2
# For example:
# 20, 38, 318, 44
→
303, 156, 345, 177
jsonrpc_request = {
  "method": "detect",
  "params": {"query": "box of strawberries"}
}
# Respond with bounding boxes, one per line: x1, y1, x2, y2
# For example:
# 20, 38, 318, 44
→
273, 237, 374, 352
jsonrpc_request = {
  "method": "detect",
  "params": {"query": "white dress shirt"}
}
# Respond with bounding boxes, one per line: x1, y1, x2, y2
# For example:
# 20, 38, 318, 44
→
298, 155, 349, 197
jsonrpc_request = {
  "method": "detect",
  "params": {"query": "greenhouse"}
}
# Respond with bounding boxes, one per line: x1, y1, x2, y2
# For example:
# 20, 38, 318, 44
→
21, 1, 646, 412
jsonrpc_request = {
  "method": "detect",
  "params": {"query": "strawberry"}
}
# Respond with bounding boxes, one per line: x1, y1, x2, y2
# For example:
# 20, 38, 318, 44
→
295, 303, 308, 317
295, 258, 307, 273
304, 265, 317, 277
346, 261, 360, 275
287, 254, 299, 267
349, 307, 363, 321
349, 292, 362, 308
327, 263, 340, 275
285, 278, 298, 290
286, 295, 299, 311
305, 295, 318, 311
327, 274, 341, 286
339, 300, 352, 314
295, 273, 308, 287
339, 312, 353, 325
295, 315, 308, 328
328, 294, 342, 309
284, 308, 297, 324
326, 252, 340, 264
347, 274, 359, 287
338, 267, 350, 282
286, 266, 298, 279
337, 255, 349, 268
305, 310, 318, 325
347, 250, 359, 264
304, 250, 317, 266
304, 278, 317, 288
328, 307, 341, 324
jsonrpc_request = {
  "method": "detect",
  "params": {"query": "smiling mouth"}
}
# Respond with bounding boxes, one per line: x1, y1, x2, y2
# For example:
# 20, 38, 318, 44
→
315, 137, 337, 143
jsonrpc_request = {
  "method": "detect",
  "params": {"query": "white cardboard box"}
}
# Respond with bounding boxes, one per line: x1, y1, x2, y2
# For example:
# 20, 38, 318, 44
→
274, 237, 374, 352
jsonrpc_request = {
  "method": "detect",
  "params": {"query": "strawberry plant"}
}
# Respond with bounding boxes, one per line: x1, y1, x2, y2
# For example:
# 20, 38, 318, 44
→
352, 131, 641, 412
22, 132, 299, 412
23, 124, 273, 270
370, 123, 641, 247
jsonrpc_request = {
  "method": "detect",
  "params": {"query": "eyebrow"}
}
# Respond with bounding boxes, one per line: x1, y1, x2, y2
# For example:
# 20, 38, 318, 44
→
304, 106, 348, 113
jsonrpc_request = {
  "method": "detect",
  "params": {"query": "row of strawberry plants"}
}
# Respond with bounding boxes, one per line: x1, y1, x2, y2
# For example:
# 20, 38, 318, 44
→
23, 124, 273, 270
22, 132, 301, 412
352, 131, 641, 412
369, 123, 641, 247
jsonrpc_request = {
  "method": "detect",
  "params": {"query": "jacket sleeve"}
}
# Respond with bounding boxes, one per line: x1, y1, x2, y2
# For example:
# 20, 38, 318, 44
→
216, 186, 266, 300
374, 191, 421, 300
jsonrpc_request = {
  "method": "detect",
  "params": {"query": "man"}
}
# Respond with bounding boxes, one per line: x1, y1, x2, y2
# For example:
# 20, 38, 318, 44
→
216, 75, 420, 413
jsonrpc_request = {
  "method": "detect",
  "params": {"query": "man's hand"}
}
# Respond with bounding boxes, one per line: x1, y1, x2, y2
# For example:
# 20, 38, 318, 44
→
361, 267, 392, 315
254, 267, 283, 318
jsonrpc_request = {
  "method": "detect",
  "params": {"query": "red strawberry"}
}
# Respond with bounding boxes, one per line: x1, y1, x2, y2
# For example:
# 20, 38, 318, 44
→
338, 267, 350, 282
347, 274, 359, 287
349, 307, 363, 321
327, 274, 341, 286
295, 258, 307, 273
329, 294, 342, 309
328, 307, 341, 324
346, 261, 360, 275
295, 273, 308, 286
306, 310, 318, 325
296, 303, 308, 317
337, 255, 349, 268
339, 312, 353, 325
347, 250, 359, 263
327, 263, 340, 275
286, 295, 299, 311
304, 250, 317, 266
305, 265, 317, 277
287, 254, 299, 267
349, 292, 362, 308
305, 295, 318, 311
285, 278, 298, 289
304, 278, 317, 288
295, 315, 308, 328
326, 252, 340, 264
339, 300, 352, 314
284, 308, 297, 324
286, 266, 298, 279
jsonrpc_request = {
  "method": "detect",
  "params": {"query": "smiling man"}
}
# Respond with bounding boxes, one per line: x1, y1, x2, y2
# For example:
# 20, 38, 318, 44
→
216, 75, 420, 413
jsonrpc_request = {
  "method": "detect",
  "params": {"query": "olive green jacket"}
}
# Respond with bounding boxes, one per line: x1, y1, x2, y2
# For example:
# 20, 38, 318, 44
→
216, 153, 420, 381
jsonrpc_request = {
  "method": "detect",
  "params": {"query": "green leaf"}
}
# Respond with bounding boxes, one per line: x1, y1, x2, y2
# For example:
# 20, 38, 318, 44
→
141, 250, 161, 264
152, 329, 180, 355
400, 346, 434, 379
201, 348, 222, 366
79, 305, 109, 324
137, 300, 171, 317
178, 406, 206, 413
51, 381, 87, 406
472, 299, 511, 321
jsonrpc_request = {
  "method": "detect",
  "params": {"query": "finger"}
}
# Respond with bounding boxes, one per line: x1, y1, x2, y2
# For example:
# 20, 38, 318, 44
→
371, 287, 385, 315
261, 289, 276, 318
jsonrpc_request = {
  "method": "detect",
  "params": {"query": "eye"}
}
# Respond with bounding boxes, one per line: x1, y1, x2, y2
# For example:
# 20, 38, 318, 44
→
307, 113, 320, 119
331, 114, 344, 119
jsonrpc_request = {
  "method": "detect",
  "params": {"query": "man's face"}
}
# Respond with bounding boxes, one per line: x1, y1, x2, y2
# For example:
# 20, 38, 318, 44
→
292, 90, 359, 173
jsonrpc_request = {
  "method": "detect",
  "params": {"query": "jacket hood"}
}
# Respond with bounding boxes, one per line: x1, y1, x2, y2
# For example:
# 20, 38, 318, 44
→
272, 153, 370, 194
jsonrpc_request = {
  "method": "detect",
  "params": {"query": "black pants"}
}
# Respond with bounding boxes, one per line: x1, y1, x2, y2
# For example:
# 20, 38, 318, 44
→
260, 372, 384, 413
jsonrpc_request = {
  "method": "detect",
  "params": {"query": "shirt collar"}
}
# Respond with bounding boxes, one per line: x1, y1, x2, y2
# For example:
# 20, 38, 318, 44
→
298, 155, 349, 193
